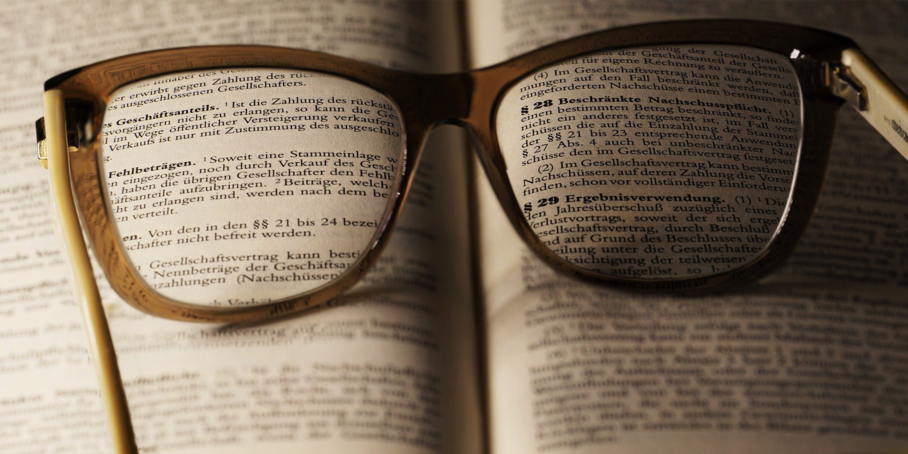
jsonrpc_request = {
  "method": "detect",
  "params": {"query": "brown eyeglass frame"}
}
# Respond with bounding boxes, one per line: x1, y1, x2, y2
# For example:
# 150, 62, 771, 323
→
37, 20, 908, 454
39, 19, 908, 325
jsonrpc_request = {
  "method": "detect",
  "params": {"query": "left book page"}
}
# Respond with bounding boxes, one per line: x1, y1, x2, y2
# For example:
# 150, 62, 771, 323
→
0, 1, 481, 454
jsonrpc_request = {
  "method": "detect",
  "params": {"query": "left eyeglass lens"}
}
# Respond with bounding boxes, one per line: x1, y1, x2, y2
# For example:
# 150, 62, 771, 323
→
99, 68, 403, 307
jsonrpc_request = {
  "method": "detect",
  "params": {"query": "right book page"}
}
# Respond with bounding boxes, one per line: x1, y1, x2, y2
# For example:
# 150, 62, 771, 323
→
467, 2, 908, 454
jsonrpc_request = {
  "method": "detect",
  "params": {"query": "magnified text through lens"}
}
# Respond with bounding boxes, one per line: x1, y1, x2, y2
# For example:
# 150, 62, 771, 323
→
101, 68, 404, 307
497, 45, 802, 280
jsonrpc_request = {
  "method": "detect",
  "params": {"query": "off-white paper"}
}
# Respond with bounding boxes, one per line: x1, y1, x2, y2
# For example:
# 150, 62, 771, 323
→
469, 1, 908, 454
0, 1, 481, 454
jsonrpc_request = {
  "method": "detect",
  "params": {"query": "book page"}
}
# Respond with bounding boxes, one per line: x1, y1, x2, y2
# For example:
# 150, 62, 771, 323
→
466, 1, 908, 453
0, 1, 480, 453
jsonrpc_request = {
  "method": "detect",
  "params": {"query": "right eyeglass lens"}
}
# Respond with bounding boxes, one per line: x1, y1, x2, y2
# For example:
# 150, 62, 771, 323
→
100, 68, 404, 308
496, 44, 802, 280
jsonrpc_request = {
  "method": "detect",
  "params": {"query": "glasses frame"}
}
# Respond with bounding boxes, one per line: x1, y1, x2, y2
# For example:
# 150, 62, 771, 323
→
43, 20, 899, 324
44, 20, 863, 324
38, 19, 908, 454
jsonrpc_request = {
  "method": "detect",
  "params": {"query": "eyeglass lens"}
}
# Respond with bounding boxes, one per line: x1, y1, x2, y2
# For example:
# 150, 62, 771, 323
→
100, 68, 404, 307
496, 44, 802, 280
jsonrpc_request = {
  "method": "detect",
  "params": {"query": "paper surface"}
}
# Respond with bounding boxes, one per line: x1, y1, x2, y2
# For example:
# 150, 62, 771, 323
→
0, 1, 481, 453
467, 1, 908, 453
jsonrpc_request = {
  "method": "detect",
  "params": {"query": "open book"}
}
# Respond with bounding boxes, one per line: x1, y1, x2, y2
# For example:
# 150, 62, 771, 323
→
2, 1, 908, 453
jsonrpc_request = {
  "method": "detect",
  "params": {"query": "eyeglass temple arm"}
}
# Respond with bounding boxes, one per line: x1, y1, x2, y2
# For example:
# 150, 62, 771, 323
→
831, 48, 908, 161
44, 90, 139, 454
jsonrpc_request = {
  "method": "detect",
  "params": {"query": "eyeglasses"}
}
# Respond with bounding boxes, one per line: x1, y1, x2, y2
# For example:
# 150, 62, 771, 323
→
36, 19, 908, 454
38, 19, 908, 324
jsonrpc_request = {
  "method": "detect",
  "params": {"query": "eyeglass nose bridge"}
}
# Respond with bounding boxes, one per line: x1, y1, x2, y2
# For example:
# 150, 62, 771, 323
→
394, 69, 521, 194
391, 67, 518, 151
388, 71, 475, 130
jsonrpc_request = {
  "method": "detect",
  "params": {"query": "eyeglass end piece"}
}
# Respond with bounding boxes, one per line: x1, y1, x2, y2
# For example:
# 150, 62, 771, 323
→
36, 115, 79, 169
36, 117, 48, 169
829, 66, 867, 111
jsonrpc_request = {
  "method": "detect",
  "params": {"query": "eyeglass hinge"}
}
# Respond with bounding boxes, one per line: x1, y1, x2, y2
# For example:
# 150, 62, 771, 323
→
826, 63, 867, 111
35, 117, 79, 170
